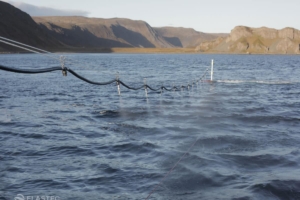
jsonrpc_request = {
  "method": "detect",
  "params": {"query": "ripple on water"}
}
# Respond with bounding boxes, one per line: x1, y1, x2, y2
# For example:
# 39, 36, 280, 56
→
1, 54, 300, 200
251, 180, 300, 199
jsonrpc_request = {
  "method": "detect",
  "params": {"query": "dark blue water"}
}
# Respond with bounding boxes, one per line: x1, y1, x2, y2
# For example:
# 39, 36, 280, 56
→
1, 54, 300, 200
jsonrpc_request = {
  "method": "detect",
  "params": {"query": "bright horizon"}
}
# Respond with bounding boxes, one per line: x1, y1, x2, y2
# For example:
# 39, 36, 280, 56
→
4, 0, 300, 33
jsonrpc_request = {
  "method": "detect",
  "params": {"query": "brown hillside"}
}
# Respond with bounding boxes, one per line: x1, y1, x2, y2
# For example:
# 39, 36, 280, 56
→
0, 1, 62, 52
154, 27, 225, 48
0, 1, 226, 53
196, 26, 300, 54
33, 16, 174, 48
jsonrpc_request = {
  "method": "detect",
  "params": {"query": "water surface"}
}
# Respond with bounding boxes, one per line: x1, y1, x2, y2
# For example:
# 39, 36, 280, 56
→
1, 54, 300, 200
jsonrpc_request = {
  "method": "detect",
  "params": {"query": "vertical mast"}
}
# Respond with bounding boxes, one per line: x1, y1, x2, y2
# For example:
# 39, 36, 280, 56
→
210, 59, 214, 81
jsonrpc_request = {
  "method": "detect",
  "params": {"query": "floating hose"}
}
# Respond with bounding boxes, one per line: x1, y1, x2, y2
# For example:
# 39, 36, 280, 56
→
0, 64, 207, 93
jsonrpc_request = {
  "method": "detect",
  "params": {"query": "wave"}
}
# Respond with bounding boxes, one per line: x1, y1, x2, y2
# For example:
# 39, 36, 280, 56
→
251, 180, 300, 199
216, 80, 297, 85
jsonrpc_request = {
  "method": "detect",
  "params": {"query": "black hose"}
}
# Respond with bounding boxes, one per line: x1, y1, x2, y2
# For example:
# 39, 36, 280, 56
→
162, 86, 172, 91
0, 64, 202, 93
146, 85, 160, 92
67, 68, 116, 85
118, 80, 144, 90
0, 65, 61, 74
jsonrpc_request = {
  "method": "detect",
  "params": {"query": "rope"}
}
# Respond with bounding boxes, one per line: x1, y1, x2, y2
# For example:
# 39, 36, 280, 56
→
1, 35, 215, 80
0, 36, 215, 79
0, 36, 54, 54
0, 36, 114, 74
0, 39, 59, 61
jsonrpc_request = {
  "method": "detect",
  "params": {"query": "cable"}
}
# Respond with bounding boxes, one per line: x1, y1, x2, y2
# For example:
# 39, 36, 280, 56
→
0, 39, 60, 61
0, 36, 212, 83
0, 36, 114, 74
0, 36, 54, 54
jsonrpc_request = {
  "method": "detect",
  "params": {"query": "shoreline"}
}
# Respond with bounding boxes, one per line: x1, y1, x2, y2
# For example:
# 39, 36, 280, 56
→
0, 48, 299, 55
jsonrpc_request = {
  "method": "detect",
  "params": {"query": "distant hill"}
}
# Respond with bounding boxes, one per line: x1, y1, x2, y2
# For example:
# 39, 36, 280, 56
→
0, 1, 62, 52
33, 17, 226, 49
154, 27, 227, 48
2, 1, 299, 54
196, 26, 300, 54
33, 16, 174, 48
0, 1, 227, 53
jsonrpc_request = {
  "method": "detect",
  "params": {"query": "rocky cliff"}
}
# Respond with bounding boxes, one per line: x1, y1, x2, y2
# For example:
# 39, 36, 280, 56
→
34, 16, 226, 49
196, 26, 300, 54
0, 1, 64, 52
33, 16, 176, 48
153, 27, 226, 48
2, 1, 299, 54
0, 1, 224, 52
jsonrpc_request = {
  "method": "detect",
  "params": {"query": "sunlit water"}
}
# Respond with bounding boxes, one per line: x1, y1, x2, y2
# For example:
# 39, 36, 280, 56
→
1, 54, 300, 200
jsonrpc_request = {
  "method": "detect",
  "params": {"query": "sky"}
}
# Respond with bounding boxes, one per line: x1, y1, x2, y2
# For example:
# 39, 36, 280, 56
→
3, 0, 300, 33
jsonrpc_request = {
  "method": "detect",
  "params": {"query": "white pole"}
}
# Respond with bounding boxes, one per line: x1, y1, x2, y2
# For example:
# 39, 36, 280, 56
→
116, 72, 121, 96
211, 59, 214, 81
144, 78, 148, 97
117, 83, 121, 96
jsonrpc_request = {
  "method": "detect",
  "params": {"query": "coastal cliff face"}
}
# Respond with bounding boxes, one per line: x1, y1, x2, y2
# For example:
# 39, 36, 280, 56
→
34, 17, 224, 49
1, 1, 300, 54
153, 27, 226, 48
33, 16, 174, 48
0, 1, 225, 52
196, 26, 300, 54
0, 1, 62, 51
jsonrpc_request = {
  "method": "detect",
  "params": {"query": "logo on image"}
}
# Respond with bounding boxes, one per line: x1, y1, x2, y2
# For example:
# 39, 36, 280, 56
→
14, 194, 60, 200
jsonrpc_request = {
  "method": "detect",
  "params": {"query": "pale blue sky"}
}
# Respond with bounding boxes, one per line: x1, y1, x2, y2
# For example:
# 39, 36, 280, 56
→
5, 0, 300, 33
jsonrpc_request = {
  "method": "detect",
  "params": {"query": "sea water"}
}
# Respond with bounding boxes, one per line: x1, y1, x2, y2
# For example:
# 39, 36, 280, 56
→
0, 54, 300, 200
